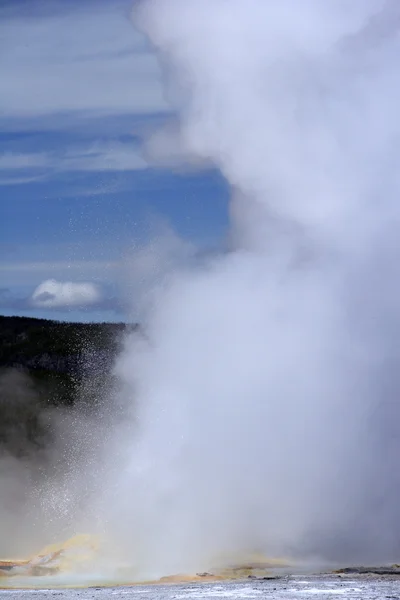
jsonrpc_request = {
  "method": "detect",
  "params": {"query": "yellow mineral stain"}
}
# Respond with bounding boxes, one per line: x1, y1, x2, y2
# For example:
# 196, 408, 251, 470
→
0, 535, 291, 589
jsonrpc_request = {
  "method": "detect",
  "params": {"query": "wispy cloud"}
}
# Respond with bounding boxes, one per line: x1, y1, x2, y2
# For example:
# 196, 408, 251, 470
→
0, 2, 179, 189
0, 141, 148, 184
59, 141, 147, 172
0, 1, 167, 119
0, 174, 47, 186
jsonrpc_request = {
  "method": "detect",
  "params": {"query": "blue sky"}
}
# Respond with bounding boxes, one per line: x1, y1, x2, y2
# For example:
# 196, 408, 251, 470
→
1, 0, 230, 322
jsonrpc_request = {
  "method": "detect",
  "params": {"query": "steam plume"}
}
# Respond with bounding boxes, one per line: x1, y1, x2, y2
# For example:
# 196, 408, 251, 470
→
99, 0, 400, 577
3, 0, 400, 582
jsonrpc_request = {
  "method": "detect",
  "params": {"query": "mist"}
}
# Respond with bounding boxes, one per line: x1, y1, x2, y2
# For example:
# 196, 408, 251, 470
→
0, 366, 118, 561
95, 0, 400, 578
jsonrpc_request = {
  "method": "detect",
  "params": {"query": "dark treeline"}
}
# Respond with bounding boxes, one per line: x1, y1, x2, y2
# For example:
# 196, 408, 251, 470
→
0, 315, 136, 457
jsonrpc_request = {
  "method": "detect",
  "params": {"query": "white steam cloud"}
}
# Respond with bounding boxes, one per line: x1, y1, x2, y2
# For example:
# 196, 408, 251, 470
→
31, 279, 102, 308
92, 0, 400, 578
8, 0, 400, 583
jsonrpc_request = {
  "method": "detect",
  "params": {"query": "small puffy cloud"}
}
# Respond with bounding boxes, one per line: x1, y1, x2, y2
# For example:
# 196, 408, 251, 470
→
31, 279, 102, 308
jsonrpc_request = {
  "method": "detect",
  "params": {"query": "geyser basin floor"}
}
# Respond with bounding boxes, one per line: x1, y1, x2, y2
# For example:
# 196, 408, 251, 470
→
0, 536, 293, 588
1, 576, 400, 599
0, 563, 289, 590
3, 537, 400, 592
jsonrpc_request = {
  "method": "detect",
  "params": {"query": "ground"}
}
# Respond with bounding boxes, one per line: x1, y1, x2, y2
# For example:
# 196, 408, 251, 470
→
0, 575, 400, 599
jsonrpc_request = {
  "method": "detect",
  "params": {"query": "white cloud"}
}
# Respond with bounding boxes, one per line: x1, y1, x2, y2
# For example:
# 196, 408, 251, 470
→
31, 279, 102, 308
0, 141, 148, 180
0, 1, 168, 118
0, 174, 47, 186
60, 141, 147, 172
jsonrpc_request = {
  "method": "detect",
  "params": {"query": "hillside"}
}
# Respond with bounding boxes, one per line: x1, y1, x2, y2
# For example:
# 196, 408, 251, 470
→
0, 315, 136, 456
0, 315, 134, 373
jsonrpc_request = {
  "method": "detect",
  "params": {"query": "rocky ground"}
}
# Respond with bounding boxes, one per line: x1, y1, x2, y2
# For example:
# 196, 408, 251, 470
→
1, 573, 400, 599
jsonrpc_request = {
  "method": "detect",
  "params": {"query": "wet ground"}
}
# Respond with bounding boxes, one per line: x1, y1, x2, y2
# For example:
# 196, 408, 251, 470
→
0, 575, 400, 599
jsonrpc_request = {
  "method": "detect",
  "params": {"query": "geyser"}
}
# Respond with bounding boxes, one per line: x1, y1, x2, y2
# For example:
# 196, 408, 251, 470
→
1, 0, 400, 586
95, 0, 400, 578
4, 0, 398, 585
